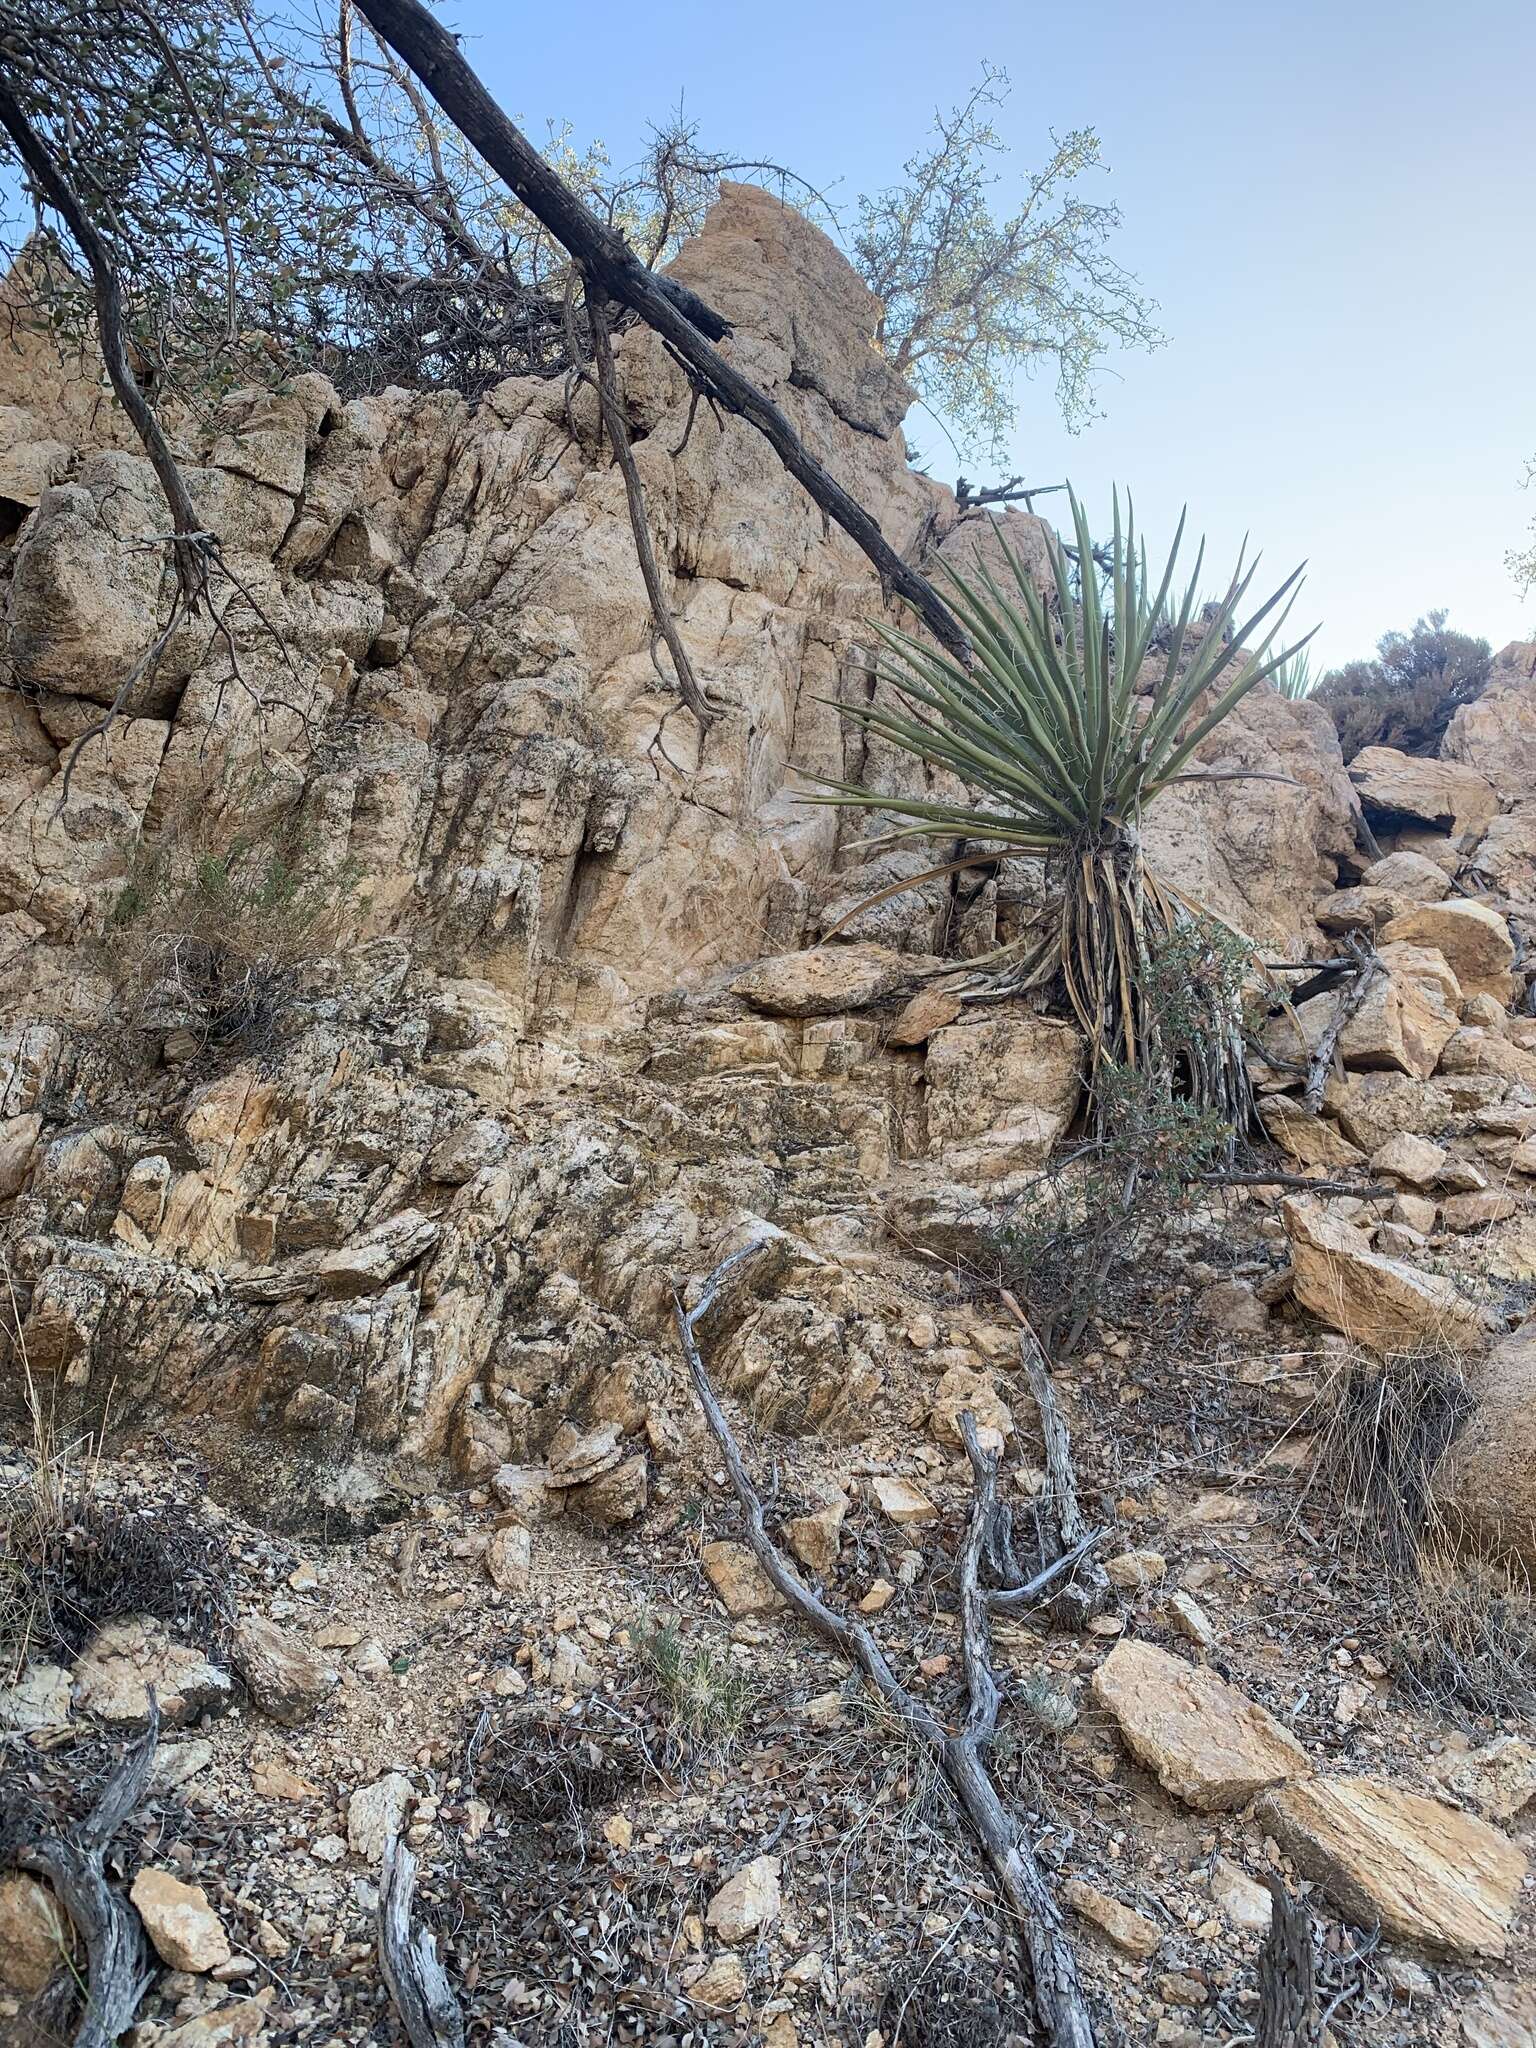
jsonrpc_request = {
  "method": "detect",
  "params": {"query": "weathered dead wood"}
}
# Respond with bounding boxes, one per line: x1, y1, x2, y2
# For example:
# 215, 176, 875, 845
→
584, 285, 714, 725
377, 1831, 465, 2048
1000, 1291, 1112, 1622
1194, 1170, 1392, 1197
17, 1697, 160, 2048
675, 1237, 1096, 2048
349, 0, 972, 666
1256, 1876, 1320, 2048
1299, 938, 1381, 1115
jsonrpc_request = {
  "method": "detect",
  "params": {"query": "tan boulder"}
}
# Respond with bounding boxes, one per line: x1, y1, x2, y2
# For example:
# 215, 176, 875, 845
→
1327, 1071, 1453, 1152
1265, 959, 1457, 1082
1370, 1133, 1447, 1186
1468, 800, 1536, 902
73, 1618, 233, 1728
924, 1014, 1081, 1176
1089, 1639, 1308, 1812
1438, 1025, 1536, 1085
884, 987, 963, 1046
731, 944, 909, 1017
1433, 1322, 1536, 1572
231, 1614, 337, 1726
1440, 1188, 1522, 1232
1258, 1096, 1366, 1169
1282, 1197, 1488, 1353
1441, 640, 1536, 801
1258, 1775, 1526, 1958
1380, 900, 1516, 1003
1426, 1735, 1536, 1821
1361, 849, 1454, 901
1314, 885, 1408, 933
1349, 747, 1498, 835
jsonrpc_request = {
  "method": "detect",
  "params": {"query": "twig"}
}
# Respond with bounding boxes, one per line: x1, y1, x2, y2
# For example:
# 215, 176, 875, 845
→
18, 1696, 160, 2048
674, 1239, 1096, 2048
1193, 1170, 1391, 1197
1299, 938, 1381, 1115
377, 1832, 465, 2048
585, 282, 714, 724
999, 1291, 1111, 1620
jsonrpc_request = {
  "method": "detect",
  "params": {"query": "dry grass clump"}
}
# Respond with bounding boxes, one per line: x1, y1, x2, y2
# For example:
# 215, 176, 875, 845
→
1301, 1339, 1472, 1570
1394, 1558, 1536, 1723
471, 1699, 650, 1831
638, 1618, 755, 1757
98, 772, 364, 1057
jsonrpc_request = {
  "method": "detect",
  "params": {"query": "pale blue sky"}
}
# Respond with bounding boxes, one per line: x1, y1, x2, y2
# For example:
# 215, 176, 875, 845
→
449, 0, 1536, 670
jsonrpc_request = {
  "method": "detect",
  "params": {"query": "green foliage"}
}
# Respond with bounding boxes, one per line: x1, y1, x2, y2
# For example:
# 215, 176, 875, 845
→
1509, 453, 1536, 600
103, 783, 364, 1055
638, 1618, 754, 1755
811, 488, 1304, 1118
854, 65, 1162, 458
1314, 610, 1492, 760
987, 924, 1240, 1353
1273, 649, 1316, 700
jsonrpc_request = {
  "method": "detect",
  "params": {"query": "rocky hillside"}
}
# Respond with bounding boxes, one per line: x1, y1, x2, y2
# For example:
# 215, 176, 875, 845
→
0, 184, 1533, 2048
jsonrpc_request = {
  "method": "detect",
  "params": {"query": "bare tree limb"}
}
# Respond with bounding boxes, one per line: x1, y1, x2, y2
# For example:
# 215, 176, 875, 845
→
18, 1696, 160, 2048
584, 283, 714, 724
674, 1237, 1096, 2048
1297, 938, 1382, 1115
377, 1832, 464, 2048
1256, 1876, 1321, 2048
348, 0, 972, 665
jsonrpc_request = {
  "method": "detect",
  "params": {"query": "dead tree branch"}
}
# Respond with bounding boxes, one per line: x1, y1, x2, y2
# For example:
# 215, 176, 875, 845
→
377, 1832, 465, 2048
1256, 1877, 1321, 2048
675, 1238, 1096, 2048
348, 0, 972, 666
1000, 1291, 1111, 1622
1297, 936, 1381, 1115
585, 283, 714, 724
18, 1696, 160, 2048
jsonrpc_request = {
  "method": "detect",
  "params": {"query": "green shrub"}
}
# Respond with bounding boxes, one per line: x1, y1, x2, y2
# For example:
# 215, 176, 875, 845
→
102, 778, 364, 1055
1314, 610, 1491, 760
808, 488, 1307, 1125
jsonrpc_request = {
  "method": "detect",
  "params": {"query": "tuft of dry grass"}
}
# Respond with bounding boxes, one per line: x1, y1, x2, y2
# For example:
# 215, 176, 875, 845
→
1394, 1556, 1536, 1723
638, 1617, 755, 1758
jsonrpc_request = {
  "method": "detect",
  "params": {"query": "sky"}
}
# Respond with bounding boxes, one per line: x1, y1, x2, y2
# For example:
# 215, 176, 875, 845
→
444, 0, 1536, 671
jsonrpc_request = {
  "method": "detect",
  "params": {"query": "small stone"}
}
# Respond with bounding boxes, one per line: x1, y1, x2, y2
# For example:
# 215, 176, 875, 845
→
1061, 1879, 1161, 1958
703, 1541, 783, 1617
706, 1855, 782, 1943
870, 1475, 938, 1525
0, 1662, 72, 1732
0, 1874, 70, 1993
1209, 1856, 1272, 1934
1381, 1955, 1435, 1999
73, 1619, 233, 1729
251, 1758, 319, 1802
686, 1954, 747, 2010
347, 1773, 413, 1861
785, 1500, 846, 1575
802, 1690, 846, 1728
485, 1523, 532, 1592
886, 989, 963, 1046
603, 1814, 633, 1852
569, 1452, 649, 1527
1199, 1278, 1269, 1337
231, 1613, 337, 1726
1106, 1549, 1167, 1591
859, 1578, 895, 1614
129, 1868, 231, 1973
1158, 1972, 1209, 2009
1091, 1640, 1308, 1812
1163, 1590, 1216, 1648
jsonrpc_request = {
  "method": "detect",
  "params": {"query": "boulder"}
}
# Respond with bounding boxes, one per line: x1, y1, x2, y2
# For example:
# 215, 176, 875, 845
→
1467, 800, 1536, 903
129, 1867, 231, 1973
703, 1540, 784, 1617
1314, 885, 1407, 933
923, 1014, 1082, 1176
73, 1618, 233, 1728
731, 945, 909, 1017
1089, 1640, 1308, 1812
1426, 1735, 1536, 1822
1258, 1776, 1526, 1958
1258, 1097, 1365, 1170
1327, 1072, 1453, 1153
1370, 1133, 1447, 1187
1282, 1197, 1489, 1354
1361, 850, 1454, 902
1265, 959, 1457, 1082
1380, 900, 1516, 1004
231, 1613, 338, 1726
1348, 747, 1498, 835
1433, 1322, 1536, 1572
1441, 640, 1536, 802
1440, 1189, 1522, 1232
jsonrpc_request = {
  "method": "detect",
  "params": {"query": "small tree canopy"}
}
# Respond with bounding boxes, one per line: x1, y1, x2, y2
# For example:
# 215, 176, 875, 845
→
1314, 610, 1492, 761
853, 64, 1163, 460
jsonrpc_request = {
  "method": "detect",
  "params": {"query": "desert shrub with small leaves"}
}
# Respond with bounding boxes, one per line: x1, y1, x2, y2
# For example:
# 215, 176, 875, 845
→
99, 779, 364, 1057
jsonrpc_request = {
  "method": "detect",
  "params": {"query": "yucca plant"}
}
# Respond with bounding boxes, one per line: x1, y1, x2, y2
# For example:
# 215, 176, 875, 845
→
1274, 649, 1317, 700
807, 489, 1312, 1123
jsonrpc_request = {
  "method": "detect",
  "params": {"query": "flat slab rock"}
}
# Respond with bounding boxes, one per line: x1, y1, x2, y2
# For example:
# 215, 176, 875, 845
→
1260, 1775, 1527, 1959
1090, 1640, 1309, 1812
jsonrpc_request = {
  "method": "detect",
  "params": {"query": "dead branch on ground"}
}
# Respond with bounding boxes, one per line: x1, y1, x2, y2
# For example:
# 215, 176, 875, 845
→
1298, 935, 1382, 1115
17, 1696, 160, 2048
349, 0, 972, 666
1256, 1876, 1320, 2048
674, 1237, 1097, 2048
999, 1290, 1112, 1624
377, 1831, 465, 2048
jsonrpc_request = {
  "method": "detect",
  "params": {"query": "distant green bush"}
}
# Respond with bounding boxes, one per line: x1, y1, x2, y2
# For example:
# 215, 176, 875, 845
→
1315, 610, 1491, 760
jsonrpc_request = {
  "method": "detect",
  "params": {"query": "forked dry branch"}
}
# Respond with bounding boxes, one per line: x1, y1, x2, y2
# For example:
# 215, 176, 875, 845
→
674, 1237, 1099, 2048
377, 1831, 465, 2048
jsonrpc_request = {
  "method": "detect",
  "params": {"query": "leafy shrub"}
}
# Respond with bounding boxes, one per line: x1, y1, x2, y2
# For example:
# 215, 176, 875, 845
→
1314, 610, 1491, 760
810, 489, 1305, 1125
101, 780, 364, 1056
